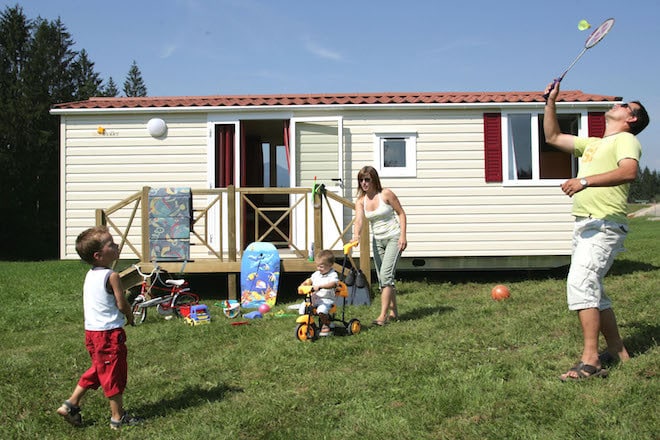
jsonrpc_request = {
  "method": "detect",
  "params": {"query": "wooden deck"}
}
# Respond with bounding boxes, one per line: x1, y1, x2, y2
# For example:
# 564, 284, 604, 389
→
97, 185, 371, 298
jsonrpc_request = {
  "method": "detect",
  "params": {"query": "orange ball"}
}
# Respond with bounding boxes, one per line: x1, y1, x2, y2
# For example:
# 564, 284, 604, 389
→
491, 284, 510, 301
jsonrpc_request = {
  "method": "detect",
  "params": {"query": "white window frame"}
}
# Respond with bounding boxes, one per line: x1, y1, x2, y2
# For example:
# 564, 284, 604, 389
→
501, 111, 588, 186
373, 132, 417, 177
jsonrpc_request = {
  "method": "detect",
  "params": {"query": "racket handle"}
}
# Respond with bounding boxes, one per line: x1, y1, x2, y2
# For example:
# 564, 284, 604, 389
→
542, 78, 562, 101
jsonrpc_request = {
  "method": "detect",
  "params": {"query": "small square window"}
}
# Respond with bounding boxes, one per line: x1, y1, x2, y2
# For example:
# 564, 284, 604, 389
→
374, 132, 417, 177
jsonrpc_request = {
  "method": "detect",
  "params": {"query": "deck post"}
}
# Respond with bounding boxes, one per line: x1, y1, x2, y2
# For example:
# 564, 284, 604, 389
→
227, 185, 237, 300
95, 208, 106, 226
140, 186, 151, 263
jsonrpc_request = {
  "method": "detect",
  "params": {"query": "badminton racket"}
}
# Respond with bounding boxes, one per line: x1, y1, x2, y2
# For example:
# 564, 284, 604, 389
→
543, 18, 615, 100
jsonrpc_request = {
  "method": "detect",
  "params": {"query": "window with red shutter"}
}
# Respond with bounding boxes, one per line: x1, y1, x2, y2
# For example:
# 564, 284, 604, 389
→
588, 112, 606, 137
483, 113, 502, 183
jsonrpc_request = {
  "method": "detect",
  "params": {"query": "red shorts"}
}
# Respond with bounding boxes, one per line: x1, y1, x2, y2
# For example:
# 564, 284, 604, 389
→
78, 328, 127, 398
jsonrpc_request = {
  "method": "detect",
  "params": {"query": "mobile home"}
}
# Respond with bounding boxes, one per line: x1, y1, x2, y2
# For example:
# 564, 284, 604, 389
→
52, 90, 619, 275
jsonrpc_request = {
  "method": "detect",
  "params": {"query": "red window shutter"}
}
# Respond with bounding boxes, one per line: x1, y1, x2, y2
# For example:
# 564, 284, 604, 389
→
483, 113, 502, 182
588, 112, 606, 137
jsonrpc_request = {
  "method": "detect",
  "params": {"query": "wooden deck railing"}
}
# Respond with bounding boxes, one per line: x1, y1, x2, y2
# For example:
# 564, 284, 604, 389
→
95, 185, 371, 297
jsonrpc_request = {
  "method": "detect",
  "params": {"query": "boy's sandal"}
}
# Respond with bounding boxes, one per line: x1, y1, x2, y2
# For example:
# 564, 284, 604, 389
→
560, 362, 608, 381
110, 413, 143, 430
372, 319, 388, 326
56, 400, 82, 427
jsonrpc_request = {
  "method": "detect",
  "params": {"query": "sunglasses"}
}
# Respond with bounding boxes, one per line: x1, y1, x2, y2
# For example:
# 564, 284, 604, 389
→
620, 102, 638, 117
359, 177, 371, 183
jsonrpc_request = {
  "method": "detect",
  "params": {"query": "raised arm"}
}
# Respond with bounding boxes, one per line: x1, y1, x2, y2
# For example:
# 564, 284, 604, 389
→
543, 81, 577, 154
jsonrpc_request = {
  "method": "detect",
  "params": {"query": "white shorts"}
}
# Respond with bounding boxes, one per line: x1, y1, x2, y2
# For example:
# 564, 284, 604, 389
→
566, 217, 627, 311
299, 297, 334, 315
313, 297, 335, 315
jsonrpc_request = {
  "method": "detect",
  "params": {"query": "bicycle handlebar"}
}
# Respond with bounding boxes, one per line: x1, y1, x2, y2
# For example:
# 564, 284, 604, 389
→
133, 264, 160, 280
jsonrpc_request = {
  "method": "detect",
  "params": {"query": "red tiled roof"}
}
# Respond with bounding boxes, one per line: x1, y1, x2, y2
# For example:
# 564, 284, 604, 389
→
52, 90, 621, 110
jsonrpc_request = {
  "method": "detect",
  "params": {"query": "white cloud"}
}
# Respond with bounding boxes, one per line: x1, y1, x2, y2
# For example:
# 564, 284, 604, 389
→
160, 43, 179, 59
304, 40, 342, 61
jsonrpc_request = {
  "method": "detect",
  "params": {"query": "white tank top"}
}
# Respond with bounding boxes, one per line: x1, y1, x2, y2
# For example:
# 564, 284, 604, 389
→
83, 267, 125, 331
364, 193, 400, 240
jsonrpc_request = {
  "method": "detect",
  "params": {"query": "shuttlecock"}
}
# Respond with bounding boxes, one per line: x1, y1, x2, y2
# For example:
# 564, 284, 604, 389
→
578, 19, 591, 31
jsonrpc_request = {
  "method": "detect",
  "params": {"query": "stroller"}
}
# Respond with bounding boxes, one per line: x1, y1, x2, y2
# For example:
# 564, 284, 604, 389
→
294, 242, 363, 341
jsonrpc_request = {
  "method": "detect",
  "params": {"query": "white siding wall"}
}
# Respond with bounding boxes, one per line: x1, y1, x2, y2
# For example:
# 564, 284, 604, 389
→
341, 109, 573, 257
60, 105, 575, 262
62, 113, 209, 259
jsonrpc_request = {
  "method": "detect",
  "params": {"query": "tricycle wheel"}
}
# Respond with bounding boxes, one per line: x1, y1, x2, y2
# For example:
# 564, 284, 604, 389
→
347, 319, 361, 335
296, 323, 317, 341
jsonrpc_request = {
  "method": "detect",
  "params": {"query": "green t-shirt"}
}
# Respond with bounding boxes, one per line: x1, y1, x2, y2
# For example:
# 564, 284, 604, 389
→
573, 132, 641, 224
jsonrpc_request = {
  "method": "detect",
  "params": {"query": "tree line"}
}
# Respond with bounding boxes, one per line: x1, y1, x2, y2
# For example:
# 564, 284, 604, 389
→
0, 5, 147, 259
629, 167, 659, 204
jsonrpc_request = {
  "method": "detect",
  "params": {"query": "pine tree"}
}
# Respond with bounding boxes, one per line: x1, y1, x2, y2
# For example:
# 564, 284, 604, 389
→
123, 60, 147, 97
72, 48, 102, 100
101, 76, 119, 97
0, 6, 79, 258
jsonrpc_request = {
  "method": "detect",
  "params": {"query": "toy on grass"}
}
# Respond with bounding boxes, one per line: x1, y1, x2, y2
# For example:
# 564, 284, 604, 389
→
183, 304, 211, 325
258, 303, 271, 314
491, 285, 511, 301
244, 311, 263, 319
220, 300, 241, 318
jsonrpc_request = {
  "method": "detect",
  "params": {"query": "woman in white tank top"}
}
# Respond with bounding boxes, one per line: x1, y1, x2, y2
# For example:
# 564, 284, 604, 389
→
351, 166, 407, 326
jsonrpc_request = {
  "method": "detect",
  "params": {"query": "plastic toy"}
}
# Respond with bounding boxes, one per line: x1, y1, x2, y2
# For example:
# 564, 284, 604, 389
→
220, 300, 241, 318
258, 303, 271, 314
491, 285, 511, 301
183, 304, 211, 325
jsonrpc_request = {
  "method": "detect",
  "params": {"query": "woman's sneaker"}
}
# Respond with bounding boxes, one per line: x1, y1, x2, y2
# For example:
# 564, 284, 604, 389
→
56, 400, 82, 427
110, 413, 143, 430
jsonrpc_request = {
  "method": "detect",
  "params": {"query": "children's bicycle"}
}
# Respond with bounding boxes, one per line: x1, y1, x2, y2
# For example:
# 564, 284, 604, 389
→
130, 264, 199, 325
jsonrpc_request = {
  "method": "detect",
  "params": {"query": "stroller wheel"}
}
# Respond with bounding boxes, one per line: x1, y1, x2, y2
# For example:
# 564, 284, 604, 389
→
295, 323, 318, 341
347, 319, 361, 335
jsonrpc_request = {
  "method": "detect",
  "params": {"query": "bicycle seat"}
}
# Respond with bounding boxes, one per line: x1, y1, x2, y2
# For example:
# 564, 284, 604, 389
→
165, 279, 186, 287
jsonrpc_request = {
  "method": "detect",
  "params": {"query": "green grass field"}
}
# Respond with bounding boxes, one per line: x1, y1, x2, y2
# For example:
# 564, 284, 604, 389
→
0, 217, 657, 439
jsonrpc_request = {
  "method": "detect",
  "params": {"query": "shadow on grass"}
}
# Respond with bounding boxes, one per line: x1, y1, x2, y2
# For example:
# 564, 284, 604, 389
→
608, 259, 660, 276
134, 383, 244, 419
622, 321, 660, 358
400, 305, 455, 322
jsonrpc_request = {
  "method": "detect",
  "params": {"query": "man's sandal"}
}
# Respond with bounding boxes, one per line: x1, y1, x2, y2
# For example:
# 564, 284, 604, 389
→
560, 362, 608, 382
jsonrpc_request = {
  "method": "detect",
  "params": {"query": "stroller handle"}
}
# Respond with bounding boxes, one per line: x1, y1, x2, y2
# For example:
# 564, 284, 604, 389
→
343, 241, 358, 255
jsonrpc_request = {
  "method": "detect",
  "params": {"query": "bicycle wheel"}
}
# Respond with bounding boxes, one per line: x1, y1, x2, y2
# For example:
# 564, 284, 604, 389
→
173, 293, 199, 317
131, 302, 147, 325
156, 301, 175, 317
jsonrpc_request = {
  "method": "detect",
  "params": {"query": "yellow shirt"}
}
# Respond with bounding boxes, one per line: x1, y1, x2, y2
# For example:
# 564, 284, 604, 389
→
573, 132, 641, 224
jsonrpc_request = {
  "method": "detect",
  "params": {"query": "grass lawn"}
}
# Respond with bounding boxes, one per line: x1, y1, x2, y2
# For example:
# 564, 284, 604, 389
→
0, 217, 657, 439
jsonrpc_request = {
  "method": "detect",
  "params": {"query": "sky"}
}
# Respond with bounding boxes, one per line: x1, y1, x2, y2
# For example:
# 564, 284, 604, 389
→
4, 0, 660, 170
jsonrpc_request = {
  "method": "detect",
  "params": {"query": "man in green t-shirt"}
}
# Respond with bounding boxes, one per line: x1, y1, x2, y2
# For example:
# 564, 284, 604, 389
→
543, 81, 650, 381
